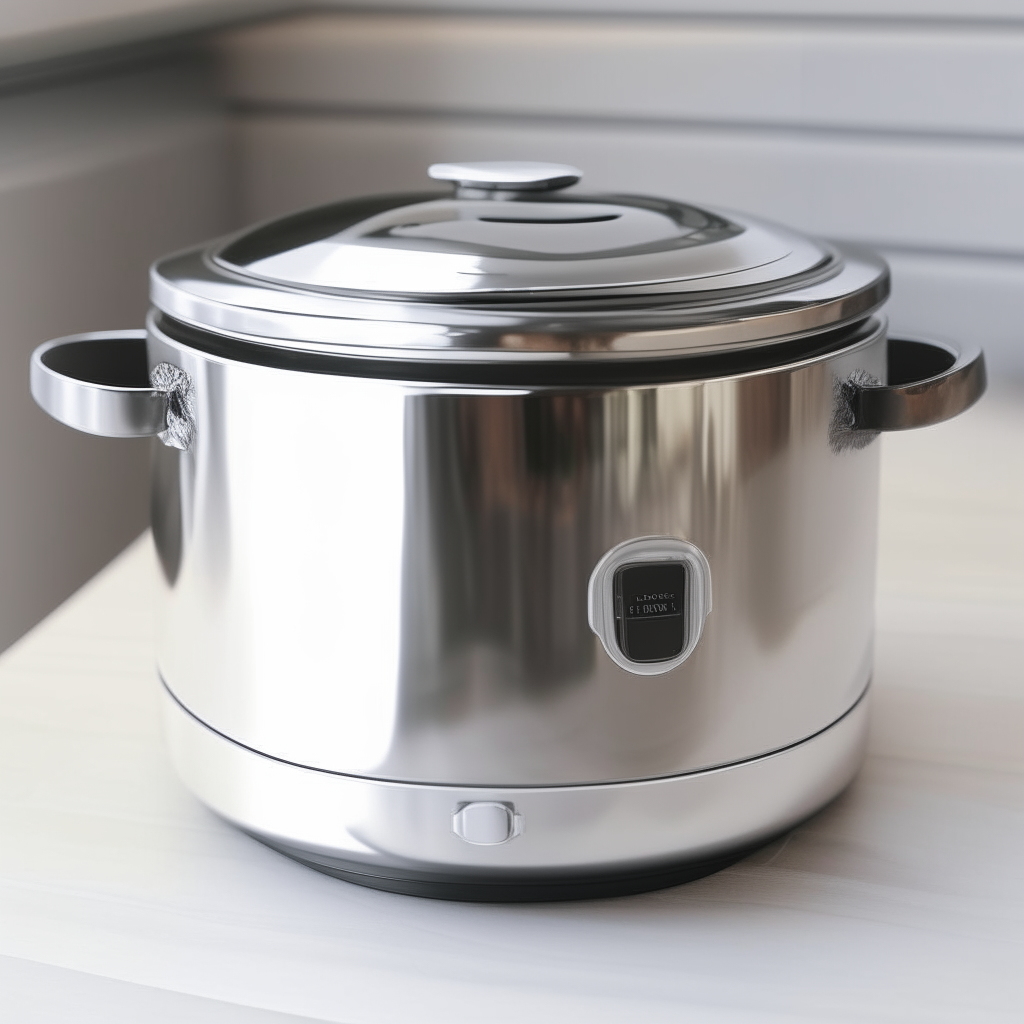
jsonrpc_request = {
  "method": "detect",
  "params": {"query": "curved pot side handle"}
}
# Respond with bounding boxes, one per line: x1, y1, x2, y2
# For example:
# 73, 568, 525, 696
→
30, 331, 195, 450
852, 336, 987, 432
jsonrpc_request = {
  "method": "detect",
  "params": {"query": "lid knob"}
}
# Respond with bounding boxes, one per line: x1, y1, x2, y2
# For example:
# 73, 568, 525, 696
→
428, 160, 582, 194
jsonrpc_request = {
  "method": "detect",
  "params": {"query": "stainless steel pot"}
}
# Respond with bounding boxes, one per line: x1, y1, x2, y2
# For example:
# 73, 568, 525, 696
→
31, 162, 985, 900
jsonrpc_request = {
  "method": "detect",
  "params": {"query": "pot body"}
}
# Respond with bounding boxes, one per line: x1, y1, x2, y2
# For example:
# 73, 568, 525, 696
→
150, 317, 883, 798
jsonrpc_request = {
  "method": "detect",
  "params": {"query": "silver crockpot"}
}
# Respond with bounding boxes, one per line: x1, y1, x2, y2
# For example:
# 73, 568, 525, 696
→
31, 162, 985, 900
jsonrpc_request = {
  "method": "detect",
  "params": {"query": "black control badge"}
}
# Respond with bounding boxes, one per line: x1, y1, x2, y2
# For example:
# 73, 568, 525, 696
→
613, 562, 686, 663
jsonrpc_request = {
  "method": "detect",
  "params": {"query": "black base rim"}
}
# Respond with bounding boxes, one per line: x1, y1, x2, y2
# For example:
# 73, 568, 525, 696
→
251, 833, 763, 903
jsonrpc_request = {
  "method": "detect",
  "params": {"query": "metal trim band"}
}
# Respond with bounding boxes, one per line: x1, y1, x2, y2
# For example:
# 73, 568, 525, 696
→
149, 310, 885, 388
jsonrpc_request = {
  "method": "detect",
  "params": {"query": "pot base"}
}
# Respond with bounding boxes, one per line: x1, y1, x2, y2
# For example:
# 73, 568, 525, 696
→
251, 832, 762, 901
162, 684, 868, 902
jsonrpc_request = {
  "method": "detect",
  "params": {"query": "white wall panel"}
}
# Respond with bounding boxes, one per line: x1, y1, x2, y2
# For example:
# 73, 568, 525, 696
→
220, 14, 1024, 137
884, 252, 1024, 378
0, 60, 230, 651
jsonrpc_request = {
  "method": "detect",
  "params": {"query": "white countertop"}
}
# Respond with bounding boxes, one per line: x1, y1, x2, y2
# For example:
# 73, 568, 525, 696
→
2, 386, 1023, 1023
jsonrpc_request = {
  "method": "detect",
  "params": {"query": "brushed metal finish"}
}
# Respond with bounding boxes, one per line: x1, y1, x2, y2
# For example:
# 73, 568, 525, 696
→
31, 331, 168, 439
852, 336, 987, 431
163, 683, 868, 882
149, 315, 885, 788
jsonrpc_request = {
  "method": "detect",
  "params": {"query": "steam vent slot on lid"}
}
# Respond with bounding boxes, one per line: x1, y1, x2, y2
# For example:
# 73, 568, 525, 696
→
615, 563, 686, 662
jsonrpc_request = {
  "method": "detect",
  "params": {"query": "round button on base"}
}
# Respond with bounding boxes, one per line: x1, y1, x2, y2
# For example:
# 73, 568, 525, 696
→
452, 802, 523, 845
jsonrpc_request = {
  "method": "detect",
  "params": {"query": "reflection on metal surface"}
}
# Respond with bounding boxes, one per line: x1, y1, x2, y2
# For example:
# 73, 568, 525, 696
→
29, 332, 198, 451
151, 441, 183, 585
851, 336, 986, 431
154, 240, 887, 361
30, 331, 169, 439
231, 196, 764, 298
830, 336, 986, 450
150, 317, 886, 788
214, 175, 801, 299
398, 391, 600, 714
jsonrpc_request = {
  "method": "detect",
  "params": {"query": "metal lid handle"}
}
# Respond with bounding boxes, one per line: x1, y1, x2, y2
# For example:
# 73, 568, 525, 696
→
428, 160, 582, 193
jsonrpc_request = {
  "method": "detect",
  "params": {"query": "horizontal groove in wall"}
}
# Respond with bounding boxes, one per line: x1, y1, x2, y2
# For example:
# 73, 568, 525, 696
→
227, 99, 1024, 149
0, 36, 204, 96
880, 247, 1024, 278
0, 0, 285, 75
870, 244, 1024, 267
218, 12, 1024, 138
314, 2, 1024, 25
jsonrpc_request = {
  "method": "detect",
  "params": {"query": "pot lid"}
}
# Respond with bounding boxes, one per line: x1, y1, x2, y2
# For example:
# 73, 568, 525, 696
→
151, 161, 889, 363
213, 161, 829, 301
